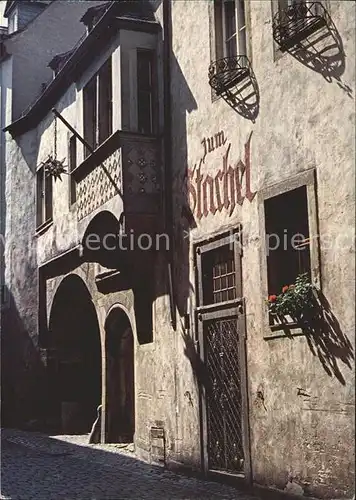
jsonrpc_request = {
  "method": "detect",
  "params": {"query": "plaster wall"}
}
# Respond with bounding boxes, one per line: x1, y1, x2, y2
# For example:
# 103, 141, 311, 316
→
0, 56, 12, 308
166, 0, 355, 497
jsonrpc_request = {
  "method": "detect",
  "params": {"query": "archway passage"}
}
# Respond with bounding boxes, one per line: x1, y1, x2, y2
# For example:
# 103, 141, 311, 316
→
105, 308, 135, 443
48, 275, 101, 434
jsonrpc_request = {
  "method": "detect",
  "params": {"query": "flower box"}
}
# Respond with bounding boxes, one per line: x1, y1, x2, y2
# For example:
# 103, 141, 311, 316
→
267, 273, 317, 328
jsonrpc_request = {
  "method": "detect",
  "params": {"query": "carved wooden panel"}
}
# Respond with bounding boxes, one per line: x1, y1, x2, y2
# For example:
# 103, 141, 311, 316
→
124, 143, 160, 196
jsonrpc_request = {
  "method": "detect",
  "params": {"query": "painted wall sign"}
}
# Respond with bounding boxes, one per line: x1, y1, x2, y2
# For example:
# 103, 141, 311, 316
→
187, 130, 255, 219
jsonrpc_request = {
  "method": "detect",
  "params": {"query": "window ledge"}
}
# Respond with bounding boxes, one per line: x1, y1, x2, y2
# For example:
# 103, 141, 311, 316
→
264, 323, 306, 340
137, 341, 155, 352
35, 219, 53, 237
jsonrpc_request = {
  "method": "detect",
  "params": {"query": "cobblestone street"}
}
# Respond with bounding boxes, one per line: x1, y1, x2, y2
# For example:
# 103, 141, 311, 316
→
1, 429, 260, 500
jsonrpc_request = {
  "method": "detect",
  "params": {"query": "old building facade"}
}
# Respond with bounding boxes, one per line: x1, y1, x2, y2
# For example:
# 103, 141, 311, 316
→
1, 1, 355, 498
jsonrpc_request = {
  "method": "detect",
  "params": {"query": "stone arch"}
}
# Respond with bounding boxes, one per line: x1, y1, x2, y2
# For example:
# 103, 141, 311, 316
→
81, 210, 127, 269
46, 266, 94, 326
47, 273, 101, 434
104, 305, 135, 443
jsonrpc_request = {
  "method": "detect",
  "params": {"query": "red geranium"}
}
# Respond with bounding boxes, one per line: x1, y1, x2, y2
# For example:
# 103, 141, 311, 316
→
268, 295, 277, 302
282, 285, 289, 293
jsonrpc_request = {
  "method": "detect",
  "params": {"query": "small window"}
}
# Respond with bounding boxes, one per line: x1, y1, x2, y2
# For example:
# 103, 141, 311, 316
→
36, 167, 53, 228
69, 136, 77, 205
137, 50, 155, 135
264, 186, 311, 296
196, 232, 241, 307
83, 57, 112, 158
215, 0, 247, 59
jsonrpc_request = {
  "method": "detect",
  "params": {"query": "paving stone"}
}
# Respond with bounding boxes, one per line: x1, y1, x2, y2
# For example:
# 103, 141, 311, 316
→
1, 428, 260, 500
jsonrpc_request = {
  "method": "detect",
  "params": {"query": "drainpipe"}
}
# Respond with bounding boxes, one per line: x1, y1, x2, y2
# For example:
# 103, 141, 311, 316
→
163, 0, 176, 330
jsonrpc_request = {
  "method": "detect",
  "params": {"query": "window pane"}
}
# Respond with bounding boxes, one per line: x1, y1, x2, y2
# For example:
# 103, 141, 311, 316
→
45, 173, 53, 221
224, 1, 237, 57
83, 77, 97, 157
98, 58, 112, 144
237, 0, 247, 55
69, 136, 77, 205
137, 91, 153, 134
137, 52, 153, 91
226, 35, 237, 58
224, 1, 237, 41
36, 168, 44, 227
137, 51, 155, 135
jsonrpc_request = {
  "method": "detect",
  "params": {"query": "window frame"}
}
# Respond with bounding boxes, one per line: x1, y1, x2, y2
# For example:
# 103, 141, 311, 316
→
258, 169, 321, 337
213, 0, 249, 60
36, 165, 53, 230
195, 229, 243, 311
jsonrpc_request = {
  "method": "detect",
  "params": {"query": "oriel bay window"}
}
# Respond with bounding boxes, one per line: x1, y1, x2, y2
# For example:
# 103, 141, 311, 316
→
83, 57, 112, 158
36, 166, 53, 228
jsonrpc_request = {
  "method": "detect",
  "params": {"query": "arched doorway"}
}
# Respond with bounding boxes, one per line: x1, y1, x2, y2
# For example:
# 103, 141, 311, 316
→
48, 274, 101, 434
105, 307, 135, 443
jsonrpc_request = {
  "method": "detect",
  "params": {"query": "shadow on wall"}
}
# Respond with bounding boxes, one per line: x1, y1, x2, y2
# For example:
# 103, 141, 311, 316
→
209, 59, 260, 122
220, 66, 260, 123
275, 288, 354, 385
167, 31, 198, 322
303, 289, 354, 385
285, 5, 353, 98
1, 286, 48, 429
